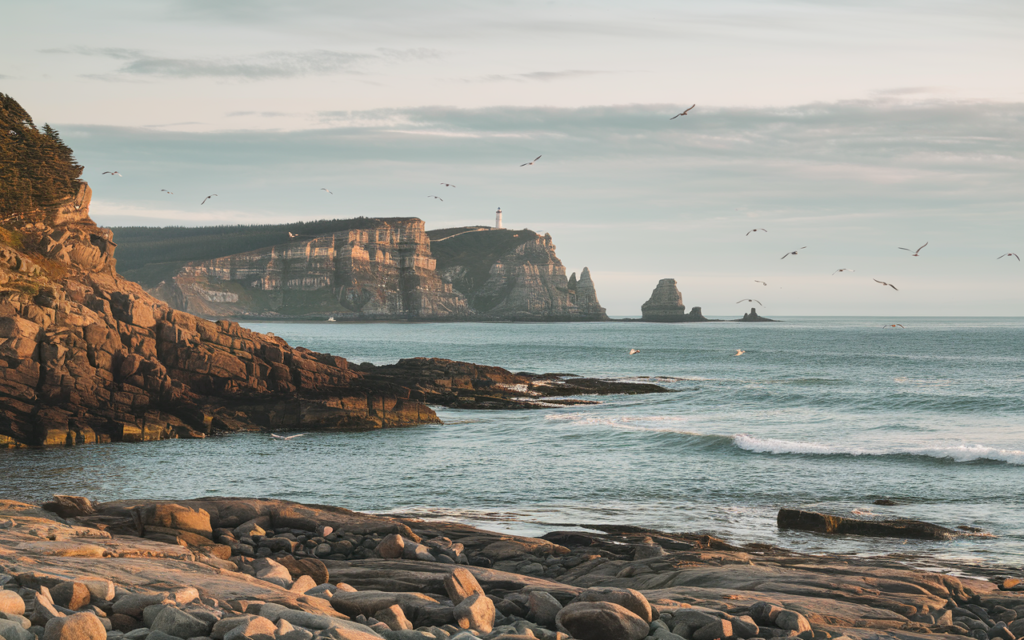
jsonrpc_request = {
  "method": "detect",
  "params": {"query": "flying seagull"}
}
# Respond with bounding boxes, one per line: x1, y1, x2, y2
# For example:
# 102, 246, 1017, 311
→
201, 194, 218, 205
428, 195, 443, 201
670, 105, 695, 119
270, 433, 308, 440
628, 348, 640, 355
754, 280, 767, 286
160, 189, 173, 195
781, 247, 807, 260
440, 183, 456, 188
899, 242, 928, 256
874, 279, 898, 291
520, 155, 542, 167
833, 268, 854, 275
884, 324, 906, 328
321, 188, 332, 194
733, 349, 745, 356
737, 299, 762, 306
745, 228, 767, 236
997, 253, 1020, 261
102, 171, 122, 177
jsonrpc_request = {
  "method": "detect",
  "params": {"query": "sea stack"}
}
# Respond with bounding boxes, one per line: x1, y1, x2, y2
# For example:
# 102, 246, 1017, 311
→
641, 278, 706, 322
739, 307, 775, 322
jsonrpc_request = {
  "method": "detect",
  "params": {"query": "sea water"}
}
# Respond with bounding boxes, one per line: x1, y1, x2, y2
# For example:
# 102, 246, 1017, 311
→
2, 317, 1022, 567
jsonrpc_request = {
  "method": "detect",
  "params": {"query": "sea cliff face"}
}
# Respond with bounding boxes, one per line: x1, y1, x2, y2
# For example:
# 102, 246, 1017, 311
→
150, 224, 608, 321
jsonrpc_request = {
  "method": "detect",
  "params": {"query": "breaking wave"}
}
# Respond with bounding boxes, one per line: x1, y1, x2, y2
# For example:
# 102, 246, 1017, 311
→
732, 434, 1024, 466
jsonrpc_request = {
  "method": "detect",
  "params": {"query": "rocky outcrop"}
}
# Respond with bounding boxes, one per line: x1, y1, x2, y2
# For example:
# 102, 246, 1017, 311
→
432, 229, 607, 321
1, 496, 1013, 640
161, 219, 469, 320
777, 509, 961, 540
739, 307, 775, 322
640, 279, 707, 322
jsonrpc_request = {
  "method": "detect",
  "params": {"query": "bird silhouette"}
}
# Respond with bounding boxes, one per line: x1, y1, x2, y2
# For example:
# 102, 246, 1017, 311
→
629, 349, 640, 355
428, 195, 443, 201
102, 171, 122, 177
160, 189, 173, 194
736, 299, 762, 306
733, 349, 745, 356
321, 188, 332, 194
520, 155, 542, 167
745, 228, 767, 236
670, 105, 695, 119
899, 242, 928, 256
754, 280, 767, 286
874, 279, 898, 291
833, 268, 854, 275
440, 183, 456, 188
781, 247, 807, 260
997, 253, 1020, 261
201, 194, 218, 205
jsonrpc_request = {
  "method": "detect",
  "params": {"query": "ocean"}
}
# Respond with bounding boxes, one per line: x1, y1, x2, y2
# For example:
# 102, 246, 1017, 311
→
3, 317, 1022, 568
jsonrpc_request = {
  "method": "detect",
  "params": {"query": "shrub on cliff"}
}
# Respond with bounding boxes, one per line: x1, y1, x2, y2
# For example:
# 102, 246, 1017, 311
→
0, 93, 83, 220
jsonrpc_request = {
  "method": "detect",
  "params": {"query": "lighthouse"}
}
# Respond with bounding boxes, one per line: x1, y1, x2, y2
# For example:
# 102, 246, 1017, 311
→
495, 207, 503, 229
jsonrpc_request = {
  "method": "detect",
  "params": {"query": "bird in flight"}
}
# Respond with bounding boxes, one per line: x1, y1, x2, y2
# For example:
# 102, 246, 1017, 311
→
670, 105, 695, 119
102, 171, 122, 177
781, 247, 807, 260
746, 228, 767, 236
270, 433, 308, 440
288, 231, 313, 239
160, 189, 173, 195
874, 279, 898, 291
440, 183, 456, 188
884, 324, 905, 329
899, 242, 928, 256
737, 299, 762, 306
833, 268, 854, 275
629, 349, 640, 355
733, 349, 745, 356
754, 280, 767, 286
428, 195, 443, 201
997, 253, 1020, 261
321, 188, 332, 194
201, 194, 218, 205
521, 155, 542, 167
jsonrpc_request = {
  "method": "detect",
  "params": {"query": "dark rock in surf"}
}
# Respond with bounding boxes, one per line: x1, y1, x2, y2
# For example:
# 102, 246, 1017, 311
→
777, 508, 960, 540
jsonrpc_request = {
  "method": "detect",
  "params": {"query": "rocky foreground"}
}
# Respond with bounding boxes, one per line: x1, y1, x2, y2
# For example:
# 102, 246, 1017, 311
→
2, 498, 1022, 640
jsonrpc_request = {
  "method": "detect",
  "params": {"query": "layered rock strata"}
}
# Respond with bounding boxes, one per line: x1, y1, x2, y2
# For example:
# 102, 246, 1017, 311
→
640, 279, 707, 322
1, 496, 1017, 640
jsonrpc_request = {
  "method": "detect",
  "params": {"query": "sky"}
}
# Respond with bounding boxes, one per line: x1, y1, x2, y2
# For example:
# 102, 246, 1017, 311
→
3, 0, 1023, 316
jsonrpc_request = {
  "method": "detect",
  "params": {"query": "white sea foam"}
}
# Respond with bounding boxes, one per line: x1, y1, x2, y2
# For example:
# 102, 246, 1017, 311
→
732, 434, 1024, 465
543, 412, 700, 434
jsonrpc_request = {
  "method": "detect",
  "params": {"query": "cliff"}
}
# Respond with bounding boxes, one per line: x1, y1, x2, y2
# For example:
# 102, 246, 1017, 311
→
129, 223, 608, 321
640, 278, 707, 322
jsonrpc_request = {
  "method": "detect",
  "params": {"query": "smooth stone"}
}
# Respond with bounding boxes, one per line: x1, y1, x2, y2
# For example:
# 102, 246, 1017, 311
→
775, 611, 812, 633
555, 601, 648, 640
50, 585, 90, 612
748, 603, 783, 625
0, 619, 33, 640
442, 569, 484, 607
42, 614, 107, 640
210, 617, 255, 640
289, 576, 317, 594
0, 594, 26, 617
372, 607, 411, 632
528, 591, 562, 628
453, 595, 494, 634
574, 587, 652, 624
693, 619, 733, 640
374, 535, 405, 560
150, 609, 208, 640
222, 617, 275, 640
113, 595, 173, 619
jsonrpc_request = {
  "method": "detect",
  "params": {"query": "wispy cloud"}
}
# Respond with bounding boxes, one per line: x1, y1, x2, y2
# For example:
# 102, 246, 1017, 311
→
472, 70, 608, 83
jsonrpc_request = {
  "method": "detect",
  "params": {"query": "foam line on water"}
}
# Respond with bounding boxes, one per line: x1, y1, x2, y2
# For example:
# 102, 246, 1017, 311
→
732, 434, 1024, 465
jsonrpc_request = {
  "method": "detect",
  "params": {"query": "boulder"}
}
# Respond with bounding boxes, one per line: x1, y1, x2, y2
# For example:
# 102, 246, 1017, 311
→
527, 591, 562, 628
113, 593, 173, 618
30, 594, 65, 627
276, 556, 329, 586
372, 605, 412, 631
50, 583, 91, 611
134, 504, 213, 539
210, 616, 255, 640
150, 608, 210, 639
693, 619, 733, 640
42, 613, 106, 640
255, 560, 293, 588
80, 581, 115, 603
41, 496, 96, 519
0, 619, 33, 640
555, 601, 648, 640
330, 591, 439, 619
0, 592, 25, 617
222, 616, 276, 640
401, 544, 434, 562
290, 575, 318, 593
375, 535, 405, 560
443, 568, 484, 606
574, 587, 652, 623
775, 610, 812, 633
453, 594, 494, 634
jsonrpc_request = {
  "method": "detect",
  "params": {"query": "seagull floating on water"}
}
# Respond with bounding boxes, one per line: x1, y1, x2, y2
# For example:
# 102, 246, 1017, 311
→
628, 349, 640, 355
997, 253, 1020, 261
201, 194, 217, 205
899, 242, 928, 256
781, 247, 807, 260
520, 155, 542, 167
270, 433, 308, 440
733, 349, 745, 356
102, 171, 122, 177
874, 279, 898, 291
745, 228, 767, 236
736, 299, 762, 306
670, 105, 695, 119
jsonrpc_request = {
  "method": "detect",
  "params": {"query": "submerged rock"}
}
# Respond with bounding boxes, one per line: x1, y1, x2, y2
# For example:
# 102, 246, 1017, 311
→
777, 508, 961, 540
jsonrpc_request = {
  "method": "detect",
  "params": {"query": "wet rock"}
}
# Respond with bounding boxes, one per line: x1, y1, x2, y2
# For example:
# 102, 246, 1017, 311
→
777, 509, 959, 540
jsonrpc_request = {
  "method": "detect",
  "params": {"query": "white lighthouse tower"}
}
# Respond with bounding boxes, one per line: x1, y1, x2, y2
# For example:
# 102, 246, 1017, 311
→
495, 207, 503, 229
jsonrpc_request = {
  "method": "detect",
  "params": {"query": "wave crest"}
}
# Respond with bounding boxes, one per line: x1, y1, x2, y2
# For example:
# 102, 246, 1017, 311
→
732, 434, 1024, 465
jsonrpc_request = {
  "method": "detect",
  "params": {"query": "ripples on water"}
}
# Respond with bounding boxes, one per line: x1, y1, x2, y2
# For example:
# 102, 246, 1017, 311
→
2, 317, 1022, 566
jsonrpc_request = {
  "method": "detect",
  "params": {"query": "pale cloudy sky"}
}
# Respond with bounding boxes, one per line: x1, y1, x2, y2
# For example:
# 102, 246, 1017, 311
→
3, 0, 1023, 316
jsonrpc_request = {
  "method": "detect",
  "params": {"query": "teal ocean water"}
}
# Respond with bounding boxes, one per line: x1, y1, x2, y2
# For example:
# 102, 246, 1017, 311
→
3, 317, 1023, 567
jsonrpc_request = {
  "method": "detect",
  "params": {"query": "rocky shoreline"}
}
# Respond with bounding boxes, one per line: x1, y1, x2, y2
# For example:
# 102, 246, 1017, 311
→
2, 497, 1022, 640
